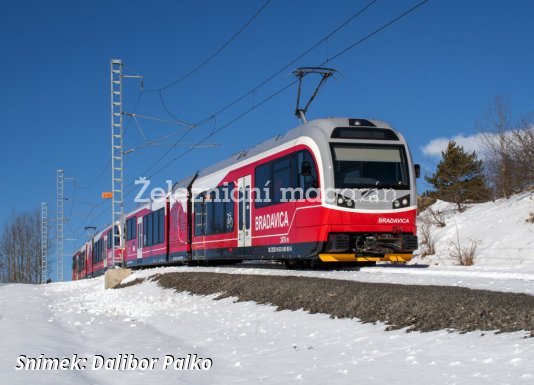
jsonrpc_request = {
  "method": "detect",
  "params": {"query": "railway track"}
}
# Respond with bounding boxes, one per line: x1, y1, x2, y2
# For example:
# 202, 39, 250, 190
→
117, 270, 534, 335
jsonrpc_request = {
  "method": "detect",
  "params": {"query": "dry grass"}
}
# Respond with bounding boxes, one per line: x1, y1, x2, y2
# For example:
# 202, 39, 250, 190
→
428, 208, 447, 228
419, 221, 436, 258
449, 225, 479, 266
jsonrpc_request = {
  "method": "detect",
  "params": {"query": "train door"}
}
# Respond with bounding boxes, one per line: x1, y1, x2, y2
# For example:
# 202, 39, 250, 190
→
84, 245, 88, 278
237, 175, 252, 256
137, 217, 143, 261
103, 233, 108, 268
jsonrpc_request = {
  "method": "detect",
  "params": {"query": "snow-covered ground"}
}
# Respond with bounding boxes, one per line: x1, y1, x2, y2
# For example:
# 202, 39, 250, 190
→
1, 276, 534, 385
412, 191, 534, 267
2, 192, 534, 384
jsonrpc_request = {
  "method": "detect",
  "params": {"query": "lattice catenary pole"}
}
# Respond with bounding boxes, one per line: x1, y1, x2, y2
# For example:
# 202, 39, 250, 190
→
56, 169, 64, 282
41, 202, 48, 284
110, 59, 124, 267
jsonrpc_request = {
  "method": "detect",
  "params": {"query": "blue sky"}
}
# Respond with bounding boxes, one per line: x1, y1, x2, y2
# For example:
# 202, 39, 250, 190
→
1, 0, 533, 280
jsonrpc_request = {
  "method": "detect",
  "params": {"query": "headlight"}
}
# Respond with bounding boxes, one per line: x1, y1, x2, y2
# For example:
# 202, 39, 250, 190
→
392, 194, 410, 209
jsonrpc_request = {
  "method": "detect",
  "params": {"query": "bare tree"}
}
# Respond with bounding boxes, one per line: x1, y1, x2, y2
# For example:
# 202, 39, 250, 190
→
0, 209, 42, 284
478, 97, 534, 198
511, 114, 534, 186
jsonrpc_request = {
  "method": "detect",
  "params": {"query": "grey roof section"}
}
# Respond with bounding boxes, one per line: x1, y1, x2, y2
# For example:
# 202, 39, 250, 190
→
194, 118, 403, 180
171, 174, 198, 192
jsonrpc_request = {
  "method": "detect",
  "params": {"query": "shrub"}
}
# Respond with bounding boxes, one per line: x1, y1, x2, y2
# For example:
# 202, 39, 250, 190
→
449, 226, 479, 266
419, 221, 436, 258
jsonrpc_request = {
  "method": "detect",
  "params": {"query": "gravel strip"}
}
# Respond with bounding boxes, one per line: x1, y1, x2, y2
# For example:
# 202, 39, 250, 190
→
147, 272, 534, 334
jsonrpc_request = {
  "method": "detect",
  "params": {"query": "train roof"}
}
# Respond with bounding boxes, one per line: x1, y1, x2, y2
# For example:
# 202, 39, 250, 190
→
193, 117, 402, 181
126, 197, 167, 217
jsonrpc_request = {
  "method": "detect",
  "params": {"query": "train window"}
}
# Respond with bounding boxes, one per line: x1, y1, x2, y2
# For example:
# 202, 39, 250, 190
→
79, 251, 86, 273
145, 216, 148, 246
143, 216, 147, 246
140, 211, 165, 247
153, 211, 161, 245
147, 213, 153, 246
107, 230, 112, 249
331, 127, 399, 140
254, 163, 270, 208
194, 186, 235, 237
138, 223, 142, 249
212, 191, 224, 233
205, 193, 214, 235
272, 157, 292, 203
238, 188, 243, 231
113, 225, 120, 246
151, 212, 158, 246
152, 212, 157, 245
126, 217, 136, 241
143, 215, 148, 246
254, 152, 317, 207
331, 144, 409, 189
245, 186, 251, 229
194, 194, 204, 236
93, 239, 103, 264
298, 150, 318, 198
158, 208, 165, 244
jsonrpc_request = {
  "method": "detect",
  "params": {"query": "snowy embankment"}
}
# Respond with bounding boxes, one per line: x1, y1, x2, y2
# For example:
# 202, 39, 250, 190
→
120, 263, 534, 296
1, 277, 534, 385
411, 191, 534, 267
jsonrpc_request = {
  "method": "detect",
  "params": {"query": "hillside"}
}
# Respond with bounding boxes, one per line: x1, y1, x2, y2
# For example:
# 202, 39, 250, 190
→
412, 191, 534, 267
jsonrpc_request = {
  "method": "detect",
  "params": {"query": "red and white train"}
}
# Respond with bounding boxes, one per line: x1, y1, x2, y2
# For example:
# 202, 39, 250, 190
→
72, 118, 419, 280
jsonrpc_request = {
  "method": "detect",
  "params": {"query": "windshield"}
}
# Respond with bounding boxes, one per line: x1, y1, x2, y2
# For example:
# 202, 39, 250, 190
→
331, 144, 410, 189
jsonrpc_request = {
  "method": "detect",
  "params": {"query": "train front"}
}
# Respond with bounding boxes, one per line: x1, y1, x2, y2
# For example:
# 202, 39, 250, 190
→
314, 118, 419, 263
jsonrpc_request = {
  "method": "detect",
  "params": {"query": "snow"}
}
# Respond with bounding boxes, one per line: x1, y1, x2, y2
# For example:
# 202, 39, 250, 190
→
1, 276, 534, 385
412, 191, 534, 267
2, 191, 534, 384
